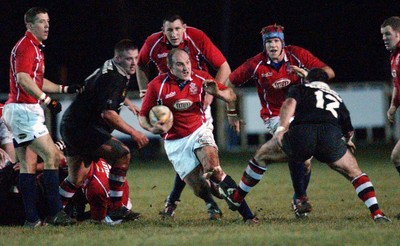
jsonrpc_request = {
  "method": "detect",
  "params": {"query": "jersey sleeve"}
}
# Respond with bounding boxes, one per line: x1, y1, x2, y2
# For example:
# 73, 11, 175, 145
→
14, 44, 35, 74
287, 84, 301, 101
94, 73, 125, 112
139, 81, 158, 117
297, 47, 327, 69
338, 102, 354, 136
195, 30, 226, 69
137, 37, 153, 68
229, 59, 256, 86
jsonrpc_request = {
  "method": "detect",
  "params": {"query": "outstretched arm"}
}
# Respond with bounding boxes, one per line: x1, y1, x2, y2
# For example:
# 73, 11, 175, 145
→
102, 110, 148, 148
203, 80, 236, 103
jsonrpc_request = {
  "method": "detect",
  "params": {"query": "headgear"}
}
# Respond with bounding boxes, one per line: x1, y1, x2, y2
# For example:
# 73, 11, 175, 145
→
261, 24, 285, 47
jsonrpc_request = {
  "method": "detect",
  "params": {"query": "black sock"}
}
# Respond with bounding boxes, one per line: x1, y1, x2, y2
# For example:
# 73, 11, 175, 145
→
222, 175, 237, 188
288, 161, 307, 199
304, 170, 311, 192
19, 173, 39, 222
238, 200, 255, 219
43, 170, 62, 217
168, 173, 186, 203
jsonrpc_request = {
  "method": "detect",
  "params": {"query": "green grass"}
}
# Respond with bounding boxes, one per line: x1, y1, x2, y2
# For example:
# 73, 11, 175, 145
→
1, 143, 399, 245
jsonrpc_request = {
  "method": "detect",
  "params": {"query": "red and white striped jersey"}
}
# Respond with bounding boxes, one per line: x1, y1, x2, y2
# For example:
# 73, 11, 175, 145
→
7, 31, 45, 104
229, 45, 327, 120
140, 69, 227, 140
138, 27, 226, 76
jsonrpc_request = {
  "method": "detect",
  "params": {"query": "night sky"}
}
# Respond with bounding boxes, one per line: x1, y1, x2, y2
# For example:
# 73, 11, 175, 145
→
1, 0, 400, 93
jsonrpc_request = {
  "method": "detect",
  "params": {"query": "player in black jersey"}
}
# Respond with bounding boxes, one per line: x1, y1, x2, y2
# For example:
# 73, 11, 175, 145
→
59, 39, 148, 221
219, 68, 391, 222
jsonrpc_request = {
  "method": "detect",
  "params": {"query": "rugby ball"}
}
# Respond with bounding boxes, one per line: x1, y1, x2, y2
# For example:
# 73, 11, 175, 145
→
149, 105, 173, 126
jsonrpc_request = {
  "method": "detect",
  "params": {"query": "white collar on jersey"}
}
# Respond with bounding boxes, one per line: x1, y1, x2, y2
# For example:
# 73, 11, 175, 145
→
309, 81, 330, 90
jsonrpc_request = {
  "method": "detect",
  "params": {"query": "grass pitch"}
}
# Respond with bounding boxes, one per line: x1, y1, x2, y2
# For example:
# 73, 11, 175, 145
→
1, 143, 399, 245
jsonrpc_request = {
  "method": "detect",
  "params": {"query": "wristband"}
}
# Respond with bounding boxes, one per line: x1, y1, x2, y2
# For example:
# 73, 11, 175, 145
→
59, 85, 69, 93
227, 109, 238, 117
39, 93, 51, 105
275, 126, 286, 134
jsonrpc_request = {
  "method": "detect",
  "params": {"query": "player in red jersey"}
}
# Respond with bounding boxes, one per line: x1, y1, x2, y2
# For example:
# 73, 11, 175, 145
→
139, 49, 257, 223
381, 16, 400, 219
2, 7, 80, 227
137, 14, 234, 219
225, 24, 335, 217
220, 68, 390, 223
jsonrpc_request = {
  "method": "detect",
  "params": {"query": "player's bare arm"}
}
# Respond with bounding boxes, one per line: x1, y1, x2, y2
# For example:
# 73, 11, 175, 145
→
214, 61, 231, 84
16, 72, 47, 99
138, 115, 172, 135
42, 78, 84, 94
274, 98, 296, 145
278, 98, 297, 130
388, 86, 399, 123
289, 65, 309, 78
321, 66, 335, 80
202, 80, 236, 103
102, 110, 148, 148
124, 98, 140, 115
136, 66, 149, 98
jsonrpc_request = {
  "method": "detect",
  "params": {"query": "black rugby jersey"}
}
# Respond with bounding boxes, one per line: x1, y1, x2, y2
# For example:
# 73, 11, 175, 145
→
287, 82, 354, 135
61, 59, 130, 132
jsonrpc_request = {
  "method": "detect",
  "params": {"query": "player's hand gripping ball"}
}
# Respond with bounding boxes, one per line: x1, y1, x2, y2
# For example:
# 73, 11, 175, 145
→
149, 105, 173, 127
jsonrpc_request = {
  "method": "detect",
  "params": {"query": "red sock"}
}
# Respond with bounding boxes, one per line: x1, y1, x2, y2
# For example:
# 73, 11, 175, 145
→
352, 173, 383, 218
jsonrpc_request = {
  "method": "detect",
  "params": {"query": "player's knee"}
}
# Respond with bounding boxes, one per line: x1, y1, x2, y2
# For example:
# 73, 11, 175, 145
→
206, 166, 225, 182
391, 149, 400, 166
304, 160, 312, 173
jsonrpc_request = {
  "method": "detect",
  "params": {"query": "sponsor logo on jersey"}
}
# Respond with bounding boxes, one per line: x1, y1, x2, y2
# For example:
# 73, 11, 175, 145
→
157, 53, 168, 58
173, 99, 193, 111
18, 133, 27, 140
261, 72, 273, 78
189, 83, 198, 95
396, 54, 400, 66
165, 91, 176, 99
272, 78, 291, 89
392, 70, 397, 78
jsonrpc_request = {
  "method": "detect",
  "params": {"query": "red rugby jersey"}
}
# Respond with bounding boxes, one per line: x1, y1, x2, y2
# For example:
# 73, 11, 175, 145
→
140, 69, 227, 140
138, 27, 226, 75
229, 45, 327, 120
7, 31, 45, 104
390, 42, 400, 106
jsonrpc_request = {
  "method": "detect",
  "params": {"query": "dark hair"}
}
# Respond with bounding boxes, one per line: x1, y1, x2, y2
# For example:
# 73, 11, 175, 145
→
167, 48, 188, 67
24, 7, 48, 24
163, 14, 184, 25
306, 68, 329, 83
381, 16, 400, 32
114, 39, 138, 55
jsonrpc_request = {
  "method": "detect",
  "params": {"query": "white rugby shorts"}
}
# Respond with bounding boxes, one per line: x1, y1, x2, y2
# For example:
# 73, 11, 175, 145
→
263, 116, 294, 135
164, 121, 217, 179
0, 117, 13, 145
2, 103, 49, 144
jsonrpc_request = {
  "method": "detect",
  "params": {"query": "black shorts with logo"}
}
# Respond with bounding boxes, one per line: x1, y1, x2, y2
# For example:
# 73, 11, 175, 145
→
281, 123, 347, 163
